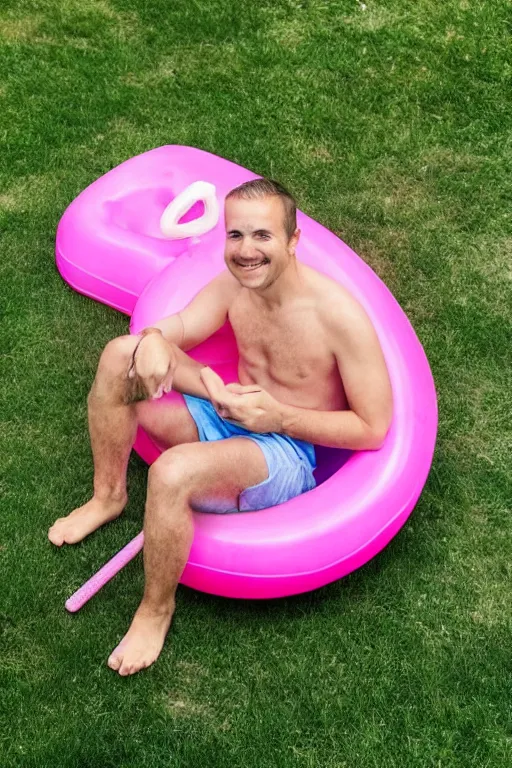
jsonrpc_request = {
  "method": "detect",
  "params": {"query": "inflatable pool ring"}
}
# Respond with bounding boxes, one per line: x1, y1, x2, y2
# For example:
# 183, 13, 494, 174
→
56, 145, 438, 600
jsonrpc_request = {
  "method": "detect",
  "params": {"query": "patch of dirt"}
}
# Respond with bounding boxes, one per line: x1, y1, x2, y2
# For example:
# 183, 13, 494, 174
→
267, 17, 308, 48
161, 695, 210, 717
308, 145, 334, 162
357, 238, 400, 287
344, 5, 404, 33
0, 16, 43, 42
0, 174, 53, 213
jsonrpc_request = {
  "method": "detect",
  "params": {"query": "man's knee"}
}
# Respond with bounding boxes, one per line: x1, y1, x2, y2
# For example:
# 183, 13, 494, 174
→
148, 445, 200, 494
98, 336, 137, 376
89, 335, 137, 405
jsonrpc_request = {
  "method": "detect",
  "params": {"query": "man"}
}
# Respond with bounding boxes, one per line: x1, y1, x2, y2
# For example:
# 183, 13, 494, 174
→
48, 179, 393, 676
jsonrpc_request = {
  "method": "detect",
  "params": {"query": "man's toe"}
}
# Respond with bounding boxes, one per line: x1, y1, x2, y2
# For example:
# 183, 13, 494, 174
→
48, 527, 64, 546
107, 651, 122, 671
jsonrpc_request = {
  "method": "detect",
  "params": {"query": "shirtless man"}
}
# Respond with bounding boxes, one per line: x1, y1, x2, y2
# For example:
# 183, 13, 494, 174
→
48, 178, 393, 676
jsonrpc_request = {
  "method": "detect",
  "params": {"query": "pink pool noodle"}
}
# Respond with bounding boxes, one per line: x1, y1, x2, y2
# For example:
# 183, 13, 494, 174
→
65, 532, 144, 612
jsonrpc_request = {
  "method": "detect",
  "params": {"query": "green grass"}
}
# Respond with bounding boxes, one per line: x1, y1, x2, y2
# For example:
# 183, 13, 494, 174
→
1, 0, 511, 765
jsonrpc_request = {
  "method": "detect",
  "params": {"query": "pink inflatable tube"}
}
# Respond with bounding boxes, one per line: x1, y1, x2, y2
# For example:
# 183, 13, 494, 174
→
56, 146, 437, 600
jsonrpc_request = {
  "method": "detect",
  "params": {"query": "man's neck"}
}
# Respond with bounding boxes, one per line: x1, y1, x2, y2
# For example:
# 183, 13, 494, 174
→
249, 261, 305, 311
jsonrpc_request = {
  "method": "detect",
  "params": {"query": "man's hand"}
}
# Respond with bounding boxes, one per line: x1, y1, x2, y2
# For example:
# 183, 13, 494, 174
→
126, 333, 177, 402
200, 367, 284, 433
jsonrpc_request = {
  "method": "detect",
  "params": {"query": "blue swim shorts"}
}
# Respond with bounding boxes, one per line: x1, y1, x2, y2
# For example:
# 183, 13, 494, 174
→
183, 394, 317, 514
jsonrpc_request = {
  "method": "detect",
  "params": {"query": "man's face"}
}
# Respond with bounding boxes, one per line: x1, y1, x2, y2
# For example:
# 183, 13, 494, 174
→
224, 196, 299, 291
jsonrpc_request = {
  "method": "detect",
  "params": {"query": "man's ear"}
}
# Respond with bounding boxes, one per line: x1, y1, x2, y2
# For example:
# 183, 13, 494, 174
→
289, 228, 301, 254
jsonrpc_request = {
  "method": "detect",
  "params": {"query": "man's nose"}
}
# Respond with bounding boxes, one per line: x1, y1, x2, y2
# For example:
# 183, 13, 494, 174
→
239, 237, 254, 258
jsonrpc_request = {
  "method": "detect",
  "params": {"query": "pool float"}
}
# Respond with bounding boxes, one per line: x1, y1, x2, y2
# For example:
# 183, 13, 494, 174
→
56, 145, 438, 601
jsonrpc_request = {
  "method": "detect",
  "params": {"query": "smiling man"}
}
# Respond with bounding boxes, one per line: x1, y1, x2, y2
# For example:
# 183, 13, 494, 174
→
48, 179, 393, 675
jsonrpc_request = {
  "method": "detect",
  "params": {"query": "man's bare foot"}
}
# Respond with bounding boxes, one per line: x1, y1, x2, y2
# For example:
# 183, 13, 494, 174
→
48, 494, 127, 546
107, 602, 174, 676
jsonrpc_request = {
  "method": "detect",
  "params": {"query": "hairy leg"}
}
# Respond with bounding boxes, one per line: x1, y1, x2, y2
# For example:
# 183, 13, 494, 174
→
107, 438, 268, 676
48, 335, 200, 546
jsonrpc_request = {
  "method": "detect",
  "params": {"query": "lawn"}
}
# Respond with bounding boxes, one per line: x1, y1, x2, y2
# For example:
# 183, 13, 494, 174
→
1, 1, 511, 766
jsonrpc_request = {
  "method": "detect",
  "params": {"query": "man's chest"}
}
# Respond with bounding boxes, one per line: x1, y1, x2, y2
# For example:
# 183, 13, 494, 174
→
228, 302, 333, 381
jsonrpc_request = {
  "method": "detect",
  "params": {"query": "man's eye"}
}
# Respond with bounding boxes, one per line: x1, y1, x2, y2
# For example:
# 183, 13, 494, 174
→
228, 233, 241, 239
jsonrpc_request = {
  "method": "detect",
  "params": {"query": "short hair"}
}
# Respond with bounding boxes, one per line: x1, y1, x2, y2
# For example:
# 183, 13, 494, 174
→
225, 178, 297, 239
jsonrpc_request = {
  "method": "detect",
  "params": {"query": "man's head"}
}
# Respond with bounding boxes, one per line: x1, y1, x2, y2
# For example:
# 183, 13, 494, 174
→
226, 179, 297, 239
224, 178, 300, 291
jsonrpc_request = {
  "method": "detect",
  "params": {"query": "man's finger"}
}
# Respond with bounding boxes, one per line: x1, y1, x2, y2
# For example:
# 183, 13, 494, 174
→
163, 365, 174, 394
224, 418, 246, 429
200, 366, 225, 392
152, 384, 164, 400
199, 373, 217, 400
201, 379, 217, 402
225, 383, 262, 395
200, 369, 237, 406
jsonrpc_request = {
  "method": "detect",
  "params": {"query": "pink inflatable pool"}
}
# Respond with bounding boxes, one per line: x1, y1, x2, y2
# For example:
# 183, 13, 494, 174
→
56, 145, 437, 600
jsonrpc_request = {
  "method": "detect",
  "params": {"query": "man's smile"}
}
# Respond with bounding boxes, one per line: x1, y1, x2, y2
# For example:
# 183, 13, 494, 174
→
234, 257, 270, 271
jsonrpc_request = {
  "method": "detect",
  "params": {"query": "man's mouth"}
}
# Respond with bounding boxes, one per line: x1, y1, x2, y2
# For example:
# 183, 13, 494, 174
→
234, 258, 270, 271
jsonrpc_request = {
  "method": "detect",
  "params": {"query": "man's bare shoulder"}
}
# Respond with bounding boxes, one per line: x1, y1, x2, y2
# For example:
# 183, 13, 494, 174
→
299, 263, 370, 331
175, 269, 242, 348
211, 268, 243, 292
299, 264, 391, 422
203, 269, 243, 308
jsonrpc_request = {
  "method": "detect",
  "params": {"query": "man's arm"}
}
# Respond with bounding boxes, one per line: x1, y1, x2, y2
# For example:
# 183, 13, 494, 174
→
279, 405, 387, 450
280, 300, 393, 450
131, 270, 241, 401
151, 270, 241, 351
